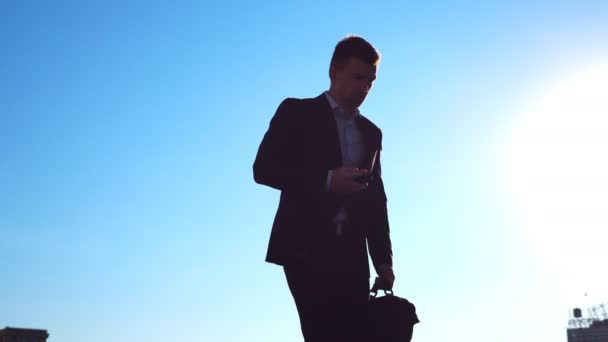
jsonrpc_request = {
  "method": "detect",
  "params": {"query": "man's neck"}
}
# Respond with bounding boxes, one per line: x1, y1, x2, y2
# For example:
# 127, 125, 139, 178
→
327, 90, 356, 117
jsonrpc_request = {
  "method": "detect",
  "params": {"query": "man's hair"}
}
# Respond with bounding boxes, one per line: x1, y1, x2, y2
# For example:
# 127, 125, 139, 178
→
330, 35, 381, 69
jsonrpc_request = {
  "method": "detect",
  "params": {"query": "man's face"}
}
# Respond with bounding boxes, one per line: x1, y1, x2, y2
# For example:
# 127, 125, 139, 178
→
330, 56, 377, 110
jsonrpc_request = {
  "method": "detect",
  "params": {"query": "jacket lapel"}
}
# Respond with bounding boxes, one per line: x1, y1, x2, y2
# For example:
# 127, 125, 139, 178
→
314, 94, 343, 169
356, 115, 380, 171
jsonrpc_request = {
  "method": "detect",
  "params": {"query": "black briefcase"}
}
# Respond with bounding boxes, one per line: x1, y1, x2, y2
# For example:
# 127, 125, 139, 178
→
367, 284, 420, 342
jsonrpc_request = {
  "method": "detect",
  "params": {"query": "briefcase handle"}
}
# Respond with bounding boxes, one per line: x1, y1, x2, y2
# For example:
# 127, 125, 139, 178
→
370, 277, 394, 298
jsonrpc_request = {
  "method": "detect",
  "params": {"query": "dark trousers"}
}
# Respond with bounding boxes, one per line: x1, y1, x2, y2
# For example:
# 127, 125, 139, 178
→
284, 263, 370, 342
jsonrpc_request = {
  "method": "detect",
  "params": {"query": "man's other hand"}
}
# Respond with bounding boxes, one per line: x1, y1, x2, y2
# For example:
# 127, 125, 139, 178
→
328, 167, 368, 194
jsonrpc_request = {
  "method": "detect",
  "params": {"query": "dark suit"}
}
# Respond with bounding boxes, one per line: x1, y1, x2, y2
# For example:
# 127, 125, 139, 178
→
254, 93, 393, 341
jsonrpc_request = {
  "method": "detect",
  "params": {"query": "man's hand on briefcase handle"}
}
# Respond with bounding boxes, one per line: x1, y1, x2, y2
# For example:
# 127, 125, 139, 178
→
375, 264, 395, 291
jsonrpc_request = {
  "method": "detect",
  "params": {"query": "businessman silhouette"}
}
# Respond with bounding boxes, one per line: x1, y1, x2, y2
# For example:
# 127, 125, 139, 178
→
254, 35, 395, 342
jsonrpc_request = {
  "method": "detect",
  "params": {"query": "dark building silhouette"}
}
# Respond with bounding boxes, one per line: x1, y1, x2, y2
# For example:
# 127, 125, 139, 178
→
0, 327, 49, 342
568, 304, 608, 342
568, 320, 608, 342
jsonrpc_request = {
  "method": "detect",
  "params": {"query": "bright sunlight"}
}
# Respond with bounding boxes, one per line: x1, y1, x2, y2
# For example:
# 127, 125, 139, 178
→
504, 63, 608, 297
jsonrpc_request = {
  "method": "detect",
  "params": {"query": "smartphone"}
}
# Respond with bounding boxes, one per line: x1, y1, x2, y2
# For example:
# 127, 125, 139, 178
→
355, 150, 377, 183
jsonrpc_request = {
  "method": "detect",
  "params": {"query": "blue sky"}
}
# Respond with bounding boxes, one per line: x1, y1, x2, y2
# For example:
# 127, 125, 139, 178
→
2, 1, 608, 341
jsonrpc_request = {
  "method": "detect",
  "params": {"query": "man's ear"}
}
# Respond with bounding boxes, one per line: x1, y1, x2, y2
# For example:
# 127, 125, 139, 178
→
329, 61, 343, 82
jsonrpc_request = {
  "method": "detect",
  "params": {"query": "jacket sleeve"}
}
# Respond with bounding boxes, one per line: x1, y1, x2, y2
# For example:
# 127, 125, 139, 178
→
253, 99, 329, 193
365, 148, 394, 272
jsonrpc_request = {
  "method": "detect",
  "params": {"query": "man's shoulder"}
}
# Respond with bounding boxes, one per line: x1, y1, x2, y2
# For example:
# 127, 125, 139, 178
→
274, 95, 327, 123
358, 113, 383, 136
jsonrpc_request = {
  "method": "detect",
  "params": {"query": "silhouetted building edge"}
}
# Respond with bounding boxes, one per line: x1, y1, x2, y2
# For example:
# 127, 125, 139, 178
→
0, 327, 49, 342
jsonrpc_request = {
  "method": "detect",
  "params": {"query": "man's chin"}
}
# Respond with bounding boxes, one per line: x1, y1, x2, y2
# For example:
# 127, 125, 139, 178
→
352, 97, 366, 108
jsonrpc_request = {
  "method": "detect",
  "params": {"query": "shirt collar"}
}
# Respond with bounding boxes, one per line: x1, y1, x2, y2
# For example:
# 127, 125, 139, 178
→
324, 91, 360, 121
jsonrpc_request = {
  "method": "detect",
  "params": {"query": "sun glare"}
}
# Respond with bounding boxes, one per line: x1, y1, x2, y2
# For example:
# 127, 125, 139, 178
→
504, 64, 608, 296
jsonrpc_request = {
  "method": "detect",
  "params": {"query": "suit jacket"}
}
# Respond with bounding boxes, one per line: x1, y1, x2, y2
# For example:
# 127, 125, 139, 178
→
253, 93, 392, 277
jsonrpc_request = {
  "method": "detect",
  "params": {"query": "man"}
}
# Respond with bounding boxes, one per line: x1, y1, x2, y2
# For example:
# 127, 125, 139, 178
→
253, 35, 395, 342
